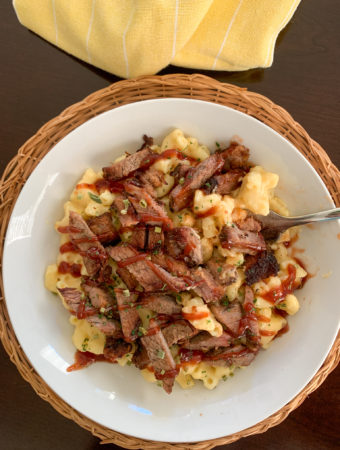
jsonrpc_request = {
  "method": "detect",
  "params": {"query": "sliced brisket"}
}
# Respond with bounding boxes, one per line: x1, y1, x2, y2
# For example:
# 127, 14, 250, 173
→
239, 285, 260, 345
104, 337, 132, 362
183, 331, 232, 351
112, 193, 139, 228
129, 226, 147, 249
103, 148, 153, 181
86, 315, 122, 337
138, 167, 164, 197
165, 226, 203, 266
236, 215, 262, 232
169, 153, 224, 212
163, 320, 198, 347
219, 142, 250, 171
151, 252, 191, 278
192, 267, 225, 303
147, 226, 164, 251
137, 134, 153, 152
125, 183, 169, 226
108, 245, 188, 292
210, 301, 242, 336
87, 212, 118, 244
141, 330, 176, 393
245, 250, 280, 285
141, 294, 182, 315
68, 211, 107, 276
132, 344, 150, 370
206, 260, 238, 286
115, 289, 141, 341
207, 169, 244, 195
171, 163, 191, 181
116, 266, 139, 290
205, 345, 257, 367
82, 283, 112, 309
220, 224, 266, 255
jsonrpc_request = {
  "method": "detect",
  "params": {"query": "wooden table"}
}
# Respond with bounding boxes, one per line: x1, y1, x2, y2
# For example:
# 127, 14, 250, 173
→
0, 1, 339, 449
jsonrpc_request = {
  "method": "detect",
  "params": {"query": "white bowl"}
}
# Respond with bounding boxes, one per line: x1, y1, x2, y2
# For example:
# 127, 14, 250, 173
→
3, 99, 340, 443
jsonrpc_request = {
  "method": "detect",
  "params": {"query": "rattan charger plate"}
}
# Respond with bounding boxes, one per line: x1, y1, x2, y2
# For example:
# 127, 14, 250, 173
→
0, 74, 339, 449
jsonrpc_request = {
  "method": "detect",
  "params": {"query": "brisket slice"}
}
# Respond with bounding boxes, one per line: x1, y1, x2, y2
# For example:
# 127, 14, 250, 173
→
236, 215, 262, 232
125, 183, 169, 226
220, 225, 266, 255
58, 283, 121, 337
137, 134, 153, 152
104, 337, 132, 362
147, 227, 164, 251
116, 267, 139, 290
210, 301, 242, 336
192, 267, 225, 303
97, 264, 113, 283
169, 153, 225, 212
245, 251, 279, 285
107, 244, 188, 292
112, 193, 139, 228
163, 320, 198, 347
141, 294, 182, 315
219, 142, 250, 171
206, 260, 238, 286
137, 167, 164, 197
68, 211, 107, 276
141, 330, 176, 394
115, 290, 141, 342
207, 169, 244, 195
183, 331, 232, 351
205, 345, 258, 367
82, 282, 113, 309
165, 226, 203, 266
87, 212, 118, 244
103, 148, 153, 181
240, 285, 260, 345
151, 252, 191, 278
132, 344, 150, 370
129, 226, 164, 251
129, 226, 147, 249
57, 287, 90, 314
86, 315, 122, 337
171, 163, 191, 181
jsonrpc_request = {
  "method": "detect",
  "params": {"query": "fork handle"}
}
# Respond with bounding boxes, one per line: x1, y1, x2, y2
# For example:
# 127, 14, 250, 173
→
290, 207, 340, 226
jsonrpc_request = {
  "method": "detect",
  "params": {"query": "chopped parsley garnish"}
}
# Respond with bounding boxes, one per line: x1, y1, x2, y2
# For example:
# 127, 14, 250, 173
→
156, 349, 165, 359
88, 192, 102, 203
81, 337, 89, 352
179, 177, 185, 185
205, 182, 211, 188
217, 267, 222, 273
221, 296, 229, 308
154, 226, 162, 233
216, 142, 220, 148
123, 198, 130, 209
139, 199, 147, 208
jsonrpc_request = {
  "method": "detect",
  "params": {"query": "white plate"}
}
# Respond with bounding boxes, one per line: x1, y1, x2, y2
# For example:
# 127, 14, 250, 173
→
3, 99, 340, 443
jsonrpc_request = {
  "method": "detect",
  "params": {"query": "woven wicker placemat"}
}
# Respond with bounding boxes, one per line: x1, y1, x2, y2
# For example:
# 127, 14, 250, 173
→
0, 74, 339, 449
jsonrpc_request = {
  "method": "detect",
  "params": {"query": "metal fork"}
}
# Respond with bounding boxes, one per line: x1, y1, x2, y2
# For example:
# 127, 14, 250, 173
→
251, 208, 340, 241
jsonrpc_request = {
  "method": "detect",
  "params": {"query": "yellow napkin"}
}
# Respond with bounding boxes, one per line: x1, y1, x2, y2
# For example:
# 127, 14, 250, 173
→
13, 0, 301, 79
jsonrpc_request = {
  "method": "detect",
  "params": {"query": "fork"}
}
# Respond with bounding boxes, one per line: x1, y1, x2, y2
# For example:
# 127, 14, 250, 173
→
251, 208, 340, 241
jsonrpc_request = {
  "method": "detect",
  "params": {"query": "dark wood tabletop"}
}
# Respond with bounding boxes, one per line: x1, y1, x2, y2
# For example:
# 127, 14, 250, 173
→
1, 1, 339, 449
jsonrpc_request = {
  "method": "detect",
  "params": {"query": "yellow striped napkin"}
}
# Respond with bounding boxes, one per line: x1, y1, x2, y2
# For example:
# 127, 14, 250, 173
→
13, 0, 301, 79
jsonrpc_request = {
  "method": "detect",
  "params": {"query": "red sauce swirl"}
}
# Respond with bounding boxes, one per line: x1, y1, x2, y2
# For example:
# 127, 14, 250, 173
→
58, 261, 82, 277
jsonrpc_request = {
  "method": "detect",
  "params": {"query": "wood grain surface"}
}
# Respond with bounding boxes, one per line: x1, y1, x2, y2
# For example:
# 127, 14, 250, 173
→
0, 1, 339, 449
